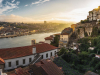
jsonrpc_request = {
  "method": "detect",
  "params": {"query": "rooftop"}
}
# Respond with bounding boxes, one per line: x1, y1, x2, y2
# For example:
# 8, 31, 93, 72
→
45, 36, 53, 40
0, 57, 5, 64
0, 43, 58, 60
31, 59, 64, 75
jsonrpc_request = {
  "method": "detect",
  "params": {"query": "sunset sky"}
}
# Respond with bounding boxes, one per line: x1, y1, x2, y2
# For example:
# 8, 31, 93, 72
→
0, 0, 100, 23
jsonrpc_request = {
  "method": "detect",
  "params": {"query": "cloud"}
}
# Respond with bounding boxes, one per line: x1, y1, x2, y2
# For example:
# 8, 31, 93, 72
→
32, 0, 50, 5
0, 14, 37, 23
12, 0, 15, 3
32, 7, 91, 22
25, 4, 28, 7
0, 0, 20, 14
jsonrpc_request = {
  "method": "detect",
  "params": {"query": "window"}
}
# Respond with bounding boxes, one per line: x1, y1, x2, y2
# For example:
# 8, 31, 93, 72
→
46, 53, 48, 58
55, 51, 56, 55
4, 64, 5, 68
29, 58, 32, 62
16, 60, 19, 66
8, 62, 11, 67
41, 55, 43, 59
51, 52, 52, 56
23, 59, 25, 64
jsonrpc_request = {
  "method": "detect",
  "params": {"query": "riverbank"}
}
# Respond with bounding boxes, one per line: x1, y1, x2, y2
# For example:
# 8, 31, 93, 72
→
0, 31, 60, 39
0, 32, 59, 49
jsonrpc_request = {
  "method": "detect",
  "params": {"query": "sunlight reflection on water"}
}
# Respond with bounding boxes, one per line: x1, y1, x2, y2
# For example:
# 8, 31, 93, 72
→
0, 32, 59, 49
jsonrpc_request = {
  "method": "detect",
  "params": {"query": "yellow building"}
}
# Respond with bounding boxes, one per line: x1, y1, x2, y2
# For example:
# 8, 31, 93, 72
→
71, 24, 76, 32
0, 27, 4, 30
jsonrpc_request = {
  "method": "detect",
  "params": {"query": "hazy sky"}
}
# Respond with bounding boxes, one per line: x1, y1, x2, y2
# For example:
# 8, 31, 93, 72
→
0, 0, 100, 23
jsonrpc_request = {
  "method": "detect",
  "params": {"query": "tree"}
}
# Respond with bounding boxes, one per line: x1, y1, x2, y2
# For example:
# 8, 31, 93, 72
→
62, 52, 80, 65
51, 35, 60, 47
58, 47, 67, 56
84, 32, 88, 37
90, 57, 100, 67
79, 44, 89, 52
89, 53, 95, 60
91, 27, 98, 37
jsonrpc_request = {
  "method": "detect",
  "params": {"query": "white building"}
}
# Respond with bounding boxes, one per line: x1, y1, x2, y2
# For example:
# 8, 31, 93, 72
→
44, 36, 54, 44
59, 28, 73, 48
88, 6, 100, 21
44, 33, 60, 44
0, 43, 58, 73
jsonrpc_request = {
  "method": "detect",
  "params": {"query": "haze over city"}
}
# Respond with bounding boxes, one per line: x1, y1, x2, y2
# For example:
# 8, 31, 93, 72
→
0, 0, 99, 23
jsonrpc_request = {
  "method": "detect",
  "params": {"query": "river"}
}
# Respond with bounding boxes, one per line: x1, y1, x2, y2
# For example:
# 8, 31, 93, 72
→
0, 32, 59, 49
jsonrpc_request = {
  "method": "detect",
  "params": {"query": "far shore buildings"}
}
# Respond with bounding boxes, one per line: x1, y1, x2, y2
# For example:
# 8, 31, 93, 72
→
59, 28, 73, 48
0, 40, 58, 75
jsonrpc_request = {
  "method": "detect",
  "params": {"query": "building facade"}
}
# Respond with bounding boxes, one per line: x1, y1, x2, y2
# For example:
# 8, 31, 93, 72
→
59, 28, 73, 48
88, 6, 100, 21
0, 43, 58, 72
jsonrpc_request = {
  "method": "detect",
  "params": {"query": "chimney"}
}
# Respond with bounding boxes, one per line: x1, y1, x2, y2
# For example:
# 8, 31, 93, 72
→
32, 46, 36, 54
31, 39, 36, 45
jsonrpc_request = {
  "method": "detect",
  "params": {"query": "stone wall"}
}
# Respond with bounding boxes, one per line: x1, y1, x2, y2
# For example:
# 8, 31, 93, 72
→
85, 27, 93, 36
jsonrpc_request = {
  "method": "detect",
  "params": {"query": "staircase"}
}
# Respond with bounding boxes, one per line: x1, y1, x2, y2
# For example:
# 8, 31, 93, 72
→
30, 54, 42, 65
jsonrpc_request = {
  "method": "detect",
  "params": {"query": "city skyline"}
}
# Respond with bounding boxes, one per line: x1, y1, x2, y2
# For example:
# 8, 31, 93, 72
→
0, 0, 100, 23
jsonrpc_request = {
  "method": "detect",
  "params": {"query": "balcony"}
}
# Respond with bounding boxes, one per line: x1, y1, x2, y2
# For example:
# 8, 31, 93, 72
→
59, 40, 67, 44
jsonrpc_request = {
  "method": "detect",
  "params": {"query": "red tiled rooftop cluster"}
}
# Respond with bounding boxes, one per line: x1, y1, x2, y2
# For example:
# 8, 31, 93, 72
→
35, 59, 64, 75
0, 57, 5, 64
45, 36, 53, 40
0, 43, 58, 60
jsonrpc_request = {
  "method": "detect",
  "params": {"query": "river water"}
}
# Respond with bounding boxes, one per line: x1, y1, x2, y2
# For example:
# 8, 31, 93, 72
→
0, 32, 59, 49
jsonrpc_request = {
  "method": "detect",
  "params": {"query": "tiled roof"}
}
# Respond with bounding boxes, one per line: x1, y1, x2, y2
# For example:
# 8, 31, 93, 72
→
15, 67, 30, 75
63, 27, 72, 31
0, 43, 57, 60
0, 45, 33, 60
61, 27, 73, 35
35, 59, 64, 75
8, 67, 30, 75
39, 41, 45, 44
54, 33, 61, 36
95, 54, 100, 58
61, 32, 69, 35
34, 43, 58, 53
84, 71, 99, 75
0, 57, 5, 64
45, 36, 53, 40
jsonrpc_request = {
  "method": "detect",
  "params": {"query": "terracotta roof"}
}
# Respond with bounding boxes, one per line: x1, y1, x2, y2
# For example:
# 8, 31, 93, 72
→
35, 59, 64, 75
0, 43, 57, 60
34, 43, 58, 53
95, 54, 100, 58
63, 27, 72, 31
8, 67, 30, 75
45, 36, 53, 40
0, 45, 33, 60
61, 32, 69, 35
53, 33, 61, 36
0, 57, 5, 64
84, 71, 99, 75
39, 41, 45, 43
